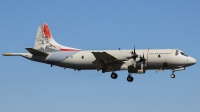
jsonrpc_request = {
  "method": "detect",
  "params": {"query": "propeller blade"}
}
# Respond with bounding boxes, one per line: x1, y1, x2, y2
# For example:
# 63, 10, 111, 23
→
131, 46, 138, 67
145, 62, 147, 67
139, 55, 143, 62
134, 46, 136, 54
133, 61, 136, 68
141, 63, 143, 70
132, 46, 138, 57
139, 52, 147, 69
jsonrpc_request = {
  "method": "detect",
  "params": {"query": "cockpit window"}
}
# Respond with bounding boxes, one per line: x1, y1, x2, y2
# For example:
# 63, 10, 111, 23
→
180, 52, 188, 57
175, 50, 179, 56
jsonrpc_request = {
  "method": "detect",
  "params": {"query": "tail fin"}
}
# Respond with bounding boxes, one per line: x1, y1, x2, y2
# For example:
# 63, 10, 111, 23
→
34, 23, 81, 52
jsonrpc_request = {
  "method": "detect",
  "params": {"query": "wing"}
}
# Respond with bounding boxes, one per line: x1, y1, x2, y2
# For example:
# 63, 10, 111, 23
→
92, 52, 117, 60
91, 52, 123, 71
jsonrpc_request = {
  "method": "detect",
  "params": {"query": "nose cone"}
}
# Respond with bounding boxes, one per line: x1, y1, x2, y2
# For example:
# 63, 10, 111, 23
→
190, 57, 197, 65
190, 58, 197, 65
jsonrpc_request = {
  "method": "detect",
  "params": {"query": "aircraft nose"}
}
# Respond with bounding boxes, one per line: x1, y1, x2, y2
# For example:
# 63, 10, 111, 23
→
193, 58, 197, 64
190, 57, 197, 65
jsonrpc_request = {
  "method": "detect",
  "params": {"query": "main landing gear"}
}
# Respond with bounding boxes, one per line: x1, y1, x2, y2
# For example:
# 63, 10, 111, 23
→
110, 72, 134, 82
170, 71, 175, 78
127, 73, 134, 82
111, 72, 118, 79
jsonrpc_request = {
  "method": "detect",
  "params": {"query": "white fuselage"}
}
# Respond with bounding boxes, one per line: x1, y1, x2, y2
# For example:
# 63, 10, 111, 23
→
47, 49, 196, 72
18, 49, 196, 73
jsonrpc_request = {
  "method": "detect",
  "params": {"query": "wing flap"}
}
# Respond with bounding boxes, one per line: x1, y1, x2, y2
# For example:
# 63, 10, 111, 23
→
92, 60, 103, 71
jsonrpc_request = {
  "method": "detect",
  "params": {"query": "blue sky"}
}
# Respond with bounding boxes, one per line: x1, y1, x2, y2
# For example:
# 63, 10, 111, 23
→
0, 0, 200, 112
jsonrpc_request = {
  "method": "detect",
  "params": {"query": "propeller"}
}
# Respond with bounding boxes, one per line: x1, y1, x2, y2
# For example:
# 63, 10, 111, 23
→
131, 46, 138, 68
139, 53, 147, 70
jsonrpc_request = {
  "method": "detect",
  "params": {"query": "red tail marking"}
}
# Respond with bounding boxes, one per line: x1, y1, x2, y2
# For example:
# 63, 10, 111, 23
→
60, 48, 81, 52
43, 24, 51, 38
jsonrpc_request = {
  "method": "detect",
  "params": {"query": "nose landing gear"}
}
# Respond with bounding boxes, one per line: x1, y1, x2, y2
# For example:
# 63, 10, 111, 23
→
170, 74, 175, 78
170, 71, 175, 78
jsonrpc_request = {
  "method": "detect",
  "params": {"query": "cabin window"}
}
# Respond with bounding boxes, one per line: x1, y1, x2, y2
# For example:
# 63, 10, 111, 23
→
81, 56, 84, 59
158, 55, 161, 58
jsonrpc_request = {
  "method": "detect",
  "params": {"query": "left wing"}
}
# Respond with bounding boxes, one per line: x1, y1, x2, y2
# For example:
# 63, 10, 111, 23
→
92, 52, 117, 60
91, 52, 123, 71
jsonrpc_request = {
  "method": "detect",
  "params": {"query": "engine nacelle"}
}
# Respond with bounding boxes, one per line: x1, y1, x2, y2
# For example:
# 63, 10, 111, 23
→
115, 54, 133, 61
137, 70, 145, 74
129, 70, 145, 74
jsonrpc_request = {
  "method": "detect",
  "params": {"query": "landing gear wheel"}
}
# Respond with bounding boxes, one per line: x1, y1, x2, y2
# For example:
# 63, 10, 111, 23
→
111, 73, 118, 79
127, 76, 134, 82
171, 74, 175, 78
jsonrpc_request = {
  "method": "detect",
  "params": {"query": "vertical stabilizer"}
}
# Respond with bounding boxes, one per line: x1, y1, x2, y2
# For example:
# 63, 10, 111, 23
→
34, 23, 81, 52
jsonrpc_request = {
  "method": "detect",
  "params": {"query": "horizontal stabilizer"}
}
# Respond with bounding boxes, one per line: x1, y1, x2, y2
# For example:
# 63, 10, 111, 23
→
25, 48, 49, 56
2, 53, 12, 56
2, 53, 29, 56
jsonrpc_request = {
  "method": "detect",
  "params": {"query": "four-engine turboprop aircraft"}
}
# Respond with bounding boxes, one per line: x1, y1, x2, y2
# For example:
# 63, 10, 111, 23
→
2, 23, 197, 82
